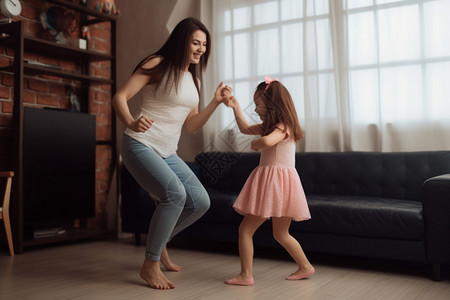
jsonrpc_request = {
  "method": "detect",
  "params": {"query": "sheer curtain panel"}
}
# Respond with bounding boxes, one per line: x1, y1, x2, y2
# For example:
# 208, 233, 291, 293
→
202, 0, 450, 153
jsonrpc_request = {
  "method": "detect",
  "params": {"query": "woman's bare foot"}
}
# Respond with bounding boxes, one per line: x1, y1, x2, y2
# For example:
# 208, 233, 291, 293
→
286, 266, 315, 280
224, 274, 254, 286
139, 258, 175, 289
161, 247, 181, 272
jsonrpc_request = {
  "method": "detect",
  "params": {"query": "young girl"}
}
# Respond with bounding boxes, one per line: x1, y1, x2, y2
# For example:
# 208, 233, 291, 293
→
223, 76, 314, 286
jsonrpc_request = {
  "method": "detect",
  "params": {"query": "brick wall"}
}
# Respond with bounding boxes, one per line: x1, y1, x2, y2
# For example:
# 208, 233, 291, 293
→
0, 0, 114, 229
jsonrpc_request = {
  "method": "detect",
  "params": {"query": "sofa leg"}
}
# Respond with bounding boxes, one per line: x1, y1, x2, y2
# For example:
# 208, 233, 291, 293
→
432, 263, 441, 281
134, 234, 141, 246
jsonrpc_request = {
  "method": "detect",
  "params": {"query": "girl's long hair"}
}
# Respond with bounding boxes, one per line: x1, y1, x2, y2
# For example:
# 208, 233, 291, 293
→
255, 81, 304, 141
133, 17, 211, 95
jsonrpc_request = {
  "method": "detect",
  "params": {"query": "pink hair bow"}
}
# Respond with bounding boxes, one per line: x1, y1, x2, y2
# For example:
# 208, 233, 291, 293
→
264, 75, 278, 91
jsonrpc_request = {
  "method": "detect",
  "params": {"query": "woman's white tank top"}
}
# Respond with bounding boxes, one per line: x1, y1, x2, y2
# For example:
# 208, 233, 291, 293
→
125, 72, 199, 158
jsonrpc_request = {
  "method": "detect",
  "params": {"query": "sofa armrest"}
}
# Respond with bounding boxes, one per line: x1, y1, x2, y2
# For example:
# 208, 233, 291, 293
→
423, 174, 450, 264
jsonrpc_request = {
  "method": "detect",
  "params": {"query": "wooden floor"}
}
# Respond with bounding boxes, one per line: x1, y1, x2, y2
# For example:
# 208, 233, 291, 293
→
1, 237, 449, 300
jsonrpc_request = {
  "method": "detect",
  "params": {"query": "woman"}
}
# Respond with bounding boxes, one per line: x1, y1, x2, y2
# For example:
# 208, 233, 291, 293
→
112, 17, 228, 290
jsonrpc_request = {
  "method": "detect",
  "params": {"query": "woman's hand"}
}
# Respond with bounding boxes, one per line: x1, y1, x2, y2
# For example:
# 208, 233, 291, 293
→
128, 115, 154, 133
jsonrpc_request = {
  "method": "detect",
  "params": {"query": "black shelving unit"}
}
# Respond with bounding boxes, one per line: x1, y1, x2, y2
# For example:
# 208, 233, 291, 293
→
0, 1, 117, 253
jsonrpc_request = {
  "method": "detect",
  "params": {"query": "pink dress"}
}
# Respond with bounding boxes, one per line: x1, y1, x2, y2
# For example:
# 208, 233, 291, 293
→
233, 126, 311, 222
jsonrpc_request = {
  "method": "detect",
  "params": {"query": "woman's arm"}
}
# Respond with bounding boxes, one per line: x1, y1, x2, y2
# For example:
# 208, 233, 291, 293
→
112, 57, 161, 132
184, 81, 228, 134
251, 128, 286, 151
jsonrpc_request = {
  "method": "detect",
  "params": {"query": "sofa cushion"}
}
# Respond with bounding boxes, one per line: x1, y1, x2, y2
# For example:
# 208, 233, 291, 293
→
296, 151, 450, 202
199, 188, 240, 223
291, 196, 424, 240
195, 152, 260, 192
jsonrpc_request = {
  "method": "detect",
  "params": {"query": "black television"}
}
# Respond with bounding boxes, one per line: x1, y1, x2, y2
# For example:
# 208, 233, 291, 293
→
23, 107, 96, 234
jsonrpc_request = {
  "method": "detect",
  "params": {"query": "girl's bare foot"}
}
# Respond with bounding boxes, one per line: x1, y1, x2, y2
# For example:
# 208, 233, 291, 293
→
286, 266, 315, 280
224, 274, 254, 286
161, 247, 181, 272
139, 258, 175, 289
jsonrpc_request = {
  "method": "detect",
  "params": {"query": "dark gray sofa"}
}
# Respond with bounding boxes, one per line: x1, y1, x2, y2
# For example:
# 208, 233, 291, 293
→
120, 151, 450, 280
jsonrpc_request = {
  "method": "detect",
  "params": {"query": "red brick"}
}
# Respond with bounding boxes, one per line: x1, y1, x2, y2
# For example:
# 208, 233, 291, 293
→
49, 83, 66, 96
93, 67, 111, 79
89, 26, 110, 41
2, 101, 13, 113
95, 90, 111, 102
23, 90, 36, 104
96, 125, 111, 140
27, 79, 49, 92
96, 170, 111, 181
37, 93, 58, 106
2, 74, 14, 87
89, 101, 100, 114
0, 57, 11, 68
59, 98, 71, 110
96, 145, 112, 159
96, 114, 111, 126
59, 60, 77, 71
91, 39, 111, 53
0, 86, 10, 99
98, 102, 112, 115
21, 4, 40, 21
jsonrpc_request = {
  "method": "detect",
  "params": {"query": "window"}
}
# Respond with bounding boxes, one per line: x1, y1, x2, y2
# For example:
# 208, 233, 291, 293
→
208, 0, 450, 151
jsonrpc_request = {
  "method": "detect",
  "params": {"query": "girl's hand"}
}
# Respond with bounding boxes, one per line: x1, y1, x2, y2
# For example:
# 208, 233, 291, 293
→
225, 96, 239, 108
128, 115, 153, 133
251, 138, 260, 151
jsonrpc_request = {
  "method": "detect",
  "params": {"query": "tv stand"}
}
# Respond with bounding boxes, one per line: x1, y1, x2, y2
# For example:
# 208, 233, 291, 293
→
24, 228, 112, 248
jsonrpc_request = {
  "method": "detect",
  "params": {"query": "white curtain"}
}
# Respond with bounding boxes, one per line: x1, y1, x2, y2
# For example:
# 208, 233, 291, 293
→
201, 0, 450, 153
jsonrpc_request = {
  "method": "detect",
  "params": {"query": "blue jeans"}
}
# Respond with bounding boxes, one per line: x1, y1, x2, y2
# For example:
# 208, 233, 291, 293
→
122, 135, 210, 261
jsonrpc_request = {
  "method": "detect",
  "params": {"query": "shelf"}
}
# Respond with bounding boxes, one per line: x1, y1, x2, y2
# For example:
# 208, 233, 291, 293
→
23, 228, 114, 247
1, 9, 117, 253
0, 64, 113, 84
45, 0, 118, 22
0, 34, 113, 62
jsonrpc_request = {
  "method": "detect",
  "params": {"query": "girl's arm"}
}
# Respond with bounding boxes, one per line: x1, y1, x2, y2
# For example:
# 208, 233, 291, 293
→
226, 95, 263, 135
184, 81, 227, 134
251, 127, 287, 151
112, 57, 161, 132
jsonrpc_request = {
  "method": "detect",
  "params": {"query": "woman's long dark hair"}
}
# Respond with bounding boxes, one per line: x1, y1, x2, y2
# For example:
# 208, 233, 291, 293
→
255, 81, 304, 142
133, 17, 211, 96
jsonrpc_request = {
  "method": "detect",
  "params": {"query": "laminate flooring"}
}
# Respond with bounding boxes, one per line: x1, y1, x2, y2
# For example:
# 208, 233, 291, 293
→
1, 237, 449, 300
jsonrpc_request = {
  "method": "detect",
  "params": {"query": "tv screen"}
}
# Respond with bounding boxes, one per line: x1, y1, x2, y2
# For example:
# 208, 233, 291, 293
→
23, 107, 96, 230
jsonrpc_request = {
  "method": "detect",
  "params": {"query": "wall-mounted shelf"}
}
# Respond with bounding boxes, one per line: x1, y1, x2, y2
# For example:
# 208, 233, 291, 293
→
45, 0, 117, 22
0, 64, 114, 84
0, 34, 114, 62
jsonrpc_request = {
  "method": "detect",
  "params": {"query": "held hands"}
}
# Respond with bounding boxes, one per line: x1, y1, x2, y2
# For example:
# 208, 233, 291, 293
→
220, 84, 238, 108
129, 115, 154, 133
213, 82, 233, 105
